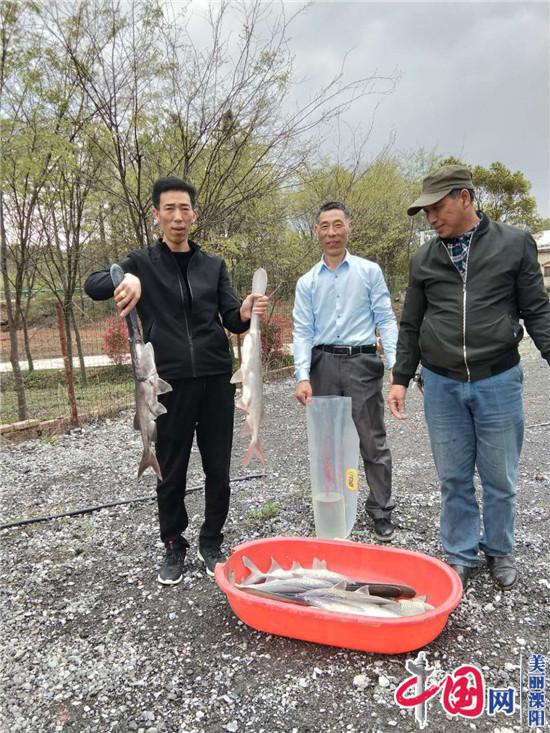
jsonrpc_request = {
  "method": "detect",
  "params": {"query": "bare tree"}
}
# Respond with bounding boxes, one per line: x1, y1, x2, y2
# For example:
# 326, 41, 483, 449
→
39, 0, 396, 251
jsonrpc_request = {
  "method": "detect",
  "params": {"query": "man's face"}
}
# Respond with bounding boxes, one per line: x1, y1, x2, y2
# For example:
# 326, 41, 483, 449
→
315, 209, 352, 260
423, 190, 473, 238
153, 190, 196, 249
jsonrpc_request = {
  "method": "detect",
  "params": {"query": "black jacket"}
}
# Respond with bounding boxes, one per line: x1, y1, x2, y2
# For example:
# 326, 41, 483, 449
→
84, 240, 250, 379
393, 213, 550, 385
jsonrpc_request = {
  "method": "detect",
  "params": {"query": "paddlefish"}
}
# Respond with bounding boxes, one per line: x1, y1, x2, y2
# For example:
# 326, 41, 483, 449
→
231, 268, 268, 466
110, 264, 172, 479
235, 556, 417, 599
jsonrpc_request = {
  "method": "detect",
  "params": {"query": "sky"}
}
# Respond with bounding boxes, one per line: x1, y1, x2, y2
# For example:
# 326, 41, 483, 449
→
284, 0, 550, 218
178, 0, 550, 218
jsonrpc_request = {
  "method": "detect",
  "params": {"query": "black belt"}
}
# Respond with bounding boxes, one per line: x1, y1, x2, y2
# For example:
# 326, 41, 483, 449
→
315, 344, 377, 356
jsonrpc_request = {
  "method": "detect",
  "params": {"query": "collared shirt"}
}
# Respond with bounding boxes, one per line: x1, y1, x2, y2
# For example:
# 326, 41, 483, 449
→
442, 223, 480, 279
292, 250, 398, 382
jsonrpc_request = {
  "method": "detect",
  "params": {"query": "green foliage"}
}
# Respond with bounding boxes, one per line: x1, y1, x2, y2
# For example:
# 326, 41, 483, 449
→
292, 157, 415, 281
439, 157, 542, 230
246, 500, 281, 523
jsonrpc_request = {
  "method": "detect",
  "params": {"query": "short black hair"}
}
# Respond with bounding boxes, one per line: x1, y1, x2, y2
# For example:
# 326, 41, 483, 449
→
152, 176, 197, 208
316, 201, 351, 222
449, 187, 475, 203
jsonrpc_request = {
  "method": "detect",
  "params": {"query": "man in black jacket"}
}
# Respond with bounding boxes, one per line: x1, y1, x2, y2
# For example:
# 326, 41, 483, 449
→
85, 176, 268, 585
387, 165, 550, 590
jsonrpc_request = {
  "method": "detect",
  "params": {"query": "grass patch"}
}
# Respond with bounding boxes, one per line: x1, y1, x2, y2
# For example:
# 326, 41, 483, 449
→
246, 500, 281, 524
1, 366, 133, 424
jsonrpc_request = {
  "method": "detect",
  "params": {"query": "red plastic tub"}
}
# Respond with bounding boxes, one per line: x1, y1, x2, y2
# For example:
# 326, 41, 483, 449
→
214, 536, 462, 654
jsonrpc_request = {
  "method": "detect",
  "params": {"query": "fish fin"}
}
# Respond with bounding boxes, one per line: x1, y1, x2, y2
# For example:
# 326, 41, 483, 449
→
355, 585, 372, 595
312, 558, 327, 570
332, 581, 347, 590
242, 440, 265, 467
416, 595, 427, 602
150, 402, 167, 418
230, 368, 243, 384
241, 555, 263, 585
236, 398, 248, 412
137, 449, 162, 480
133, 413, 140, 430
269, 558, 283, 573
150, 423, 157, 442
290, 561, 301, 571
156, 377, 172, 394
251, 268, 268, 295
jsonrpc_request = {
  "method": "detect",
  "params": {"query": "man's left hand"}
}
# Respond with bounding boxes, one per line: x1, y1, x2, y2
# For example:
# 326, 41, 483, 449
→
240, 293, 269, 322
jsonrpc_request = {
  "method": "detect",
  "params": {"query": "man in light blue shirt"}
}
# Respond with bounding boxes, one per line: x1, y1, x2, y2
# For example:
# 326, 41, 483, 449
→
293, 202, 398, 541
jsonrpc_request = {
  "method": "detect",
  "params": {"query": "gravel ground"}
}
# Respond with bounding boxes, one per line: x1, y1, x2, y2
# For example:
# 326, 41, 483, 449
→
1, 339, 549, 733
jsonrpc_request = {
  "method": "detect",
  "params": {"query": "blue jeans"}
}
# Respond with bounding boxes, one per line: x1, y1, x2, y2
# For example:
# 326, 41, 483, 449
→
422, 365, 524, 567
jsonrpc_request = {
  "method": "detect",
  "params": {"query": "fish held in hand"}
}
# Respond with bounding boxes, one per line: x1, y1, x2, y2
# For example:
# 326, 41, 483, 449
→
132, 340, 172, 479
110, 264, 172, 480
231, 267, 268, 466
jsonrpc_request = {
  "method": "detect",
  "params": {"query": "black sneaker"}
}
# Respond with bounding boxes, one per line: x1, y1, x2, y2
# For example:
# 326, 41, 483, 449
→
197, 545, 226, 577
157, 540, 186, 586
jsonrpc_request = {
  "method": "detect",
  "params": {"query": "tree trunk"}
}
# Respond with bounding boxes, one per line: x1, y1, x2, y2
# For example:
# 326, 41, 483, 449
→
20, 308, 34, 372
0, 194, 27, 419
70, 304, 88, 386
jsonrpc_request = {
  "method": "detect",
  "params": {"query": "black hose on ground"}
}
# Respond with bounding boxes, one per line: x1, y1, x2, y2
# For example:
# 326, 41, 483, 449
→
0, 472, 266, 530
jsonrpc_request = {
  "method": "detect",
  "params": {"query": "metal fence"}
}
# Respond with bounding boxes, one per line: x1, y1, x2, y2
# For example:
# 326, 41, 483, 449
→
0, 289, 294, 436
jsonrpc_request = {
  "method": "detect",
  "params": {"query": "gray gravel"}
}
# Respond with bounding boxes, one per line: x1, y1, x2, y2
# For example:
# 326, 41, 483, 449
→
1, 339, 549, 733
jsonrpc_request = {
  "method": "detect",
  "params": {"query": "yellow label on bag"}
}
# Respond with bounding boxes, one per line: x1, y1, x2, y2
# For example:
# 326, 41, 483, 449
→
345, 469, 358, 491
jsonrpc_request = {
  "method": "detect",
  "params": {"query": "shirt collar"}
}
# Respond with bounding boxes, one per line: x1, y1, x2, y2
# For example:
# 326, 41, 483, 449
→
318, 249, 351, 273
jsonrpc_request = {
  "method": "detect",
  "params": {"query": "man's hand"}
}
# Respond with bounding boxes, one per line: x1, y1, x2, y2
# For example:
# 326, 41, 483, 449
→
240, 293, 269, 322
114, 274, 141, 319
387, 384, 407, 420
295, 380, 312, 406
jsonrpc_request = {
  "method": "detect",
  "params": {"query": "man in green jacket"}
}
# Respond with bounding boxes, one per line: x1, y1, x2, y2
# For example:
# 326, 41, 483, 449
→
387, 164, 550, 590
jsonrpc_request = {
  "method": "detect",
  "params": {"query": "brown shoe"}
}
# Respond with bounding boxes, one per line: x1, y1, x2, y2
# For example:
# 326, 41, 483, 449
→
486, 555, 518, 590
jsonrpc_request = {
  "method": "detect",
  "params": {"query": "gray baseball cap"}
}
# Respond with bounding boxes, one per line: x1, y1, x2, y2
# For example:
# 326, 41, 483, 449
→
407, 164, 474, 216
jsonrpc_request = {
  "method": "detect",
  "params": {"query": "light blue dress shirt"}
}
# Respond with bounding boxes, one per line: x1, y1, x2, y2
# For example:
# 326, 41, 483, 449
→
292, 250, 398, 382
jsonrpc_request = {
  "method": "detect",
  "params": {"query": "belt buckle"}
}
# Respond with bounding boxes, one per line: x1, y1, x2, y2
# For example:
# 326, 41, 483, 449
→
336, 345, 352, 356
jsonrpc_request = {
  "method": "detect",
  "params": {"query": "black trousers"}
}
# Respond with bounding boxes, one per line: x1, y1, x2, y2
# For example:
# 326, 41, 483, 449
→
155, 374, 236, 549
310, 349, 394, 520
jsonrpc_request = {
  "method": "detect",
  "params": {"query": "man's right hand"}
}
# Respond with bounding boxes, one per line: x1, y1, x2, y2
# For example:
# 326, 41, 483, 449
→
295, 380, 312, 406
114, 274, 141, 319
387, 384, 407, 420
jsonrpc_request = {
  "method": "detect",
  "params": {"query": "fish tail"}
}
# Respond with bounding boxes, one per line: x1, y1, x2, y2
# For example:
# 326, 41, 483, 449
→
242, 439, 265, 467
138, 449, 162, 480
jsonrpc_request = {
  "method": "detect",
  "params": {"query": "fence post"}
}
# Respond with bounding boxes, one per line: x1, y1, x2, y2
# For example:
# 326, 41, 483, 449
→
55, 302, 80, 427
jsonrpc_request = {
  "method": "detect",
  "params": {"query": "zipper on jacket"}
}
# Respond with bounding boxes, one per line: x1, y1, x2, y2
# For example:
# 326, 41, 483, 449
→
461, 231, 476, 382
441, 231, 476, 382
168, 250, 196, 377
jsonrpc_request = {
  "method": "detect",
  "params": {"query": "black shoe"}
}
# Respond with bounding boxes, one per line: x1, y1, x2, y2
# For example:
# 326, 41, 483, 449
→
486, 555, 518, 590
450, 564, 476, 588
197, 545, 226, 577
374, 518, 395, 542
157, 540, 186, 586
